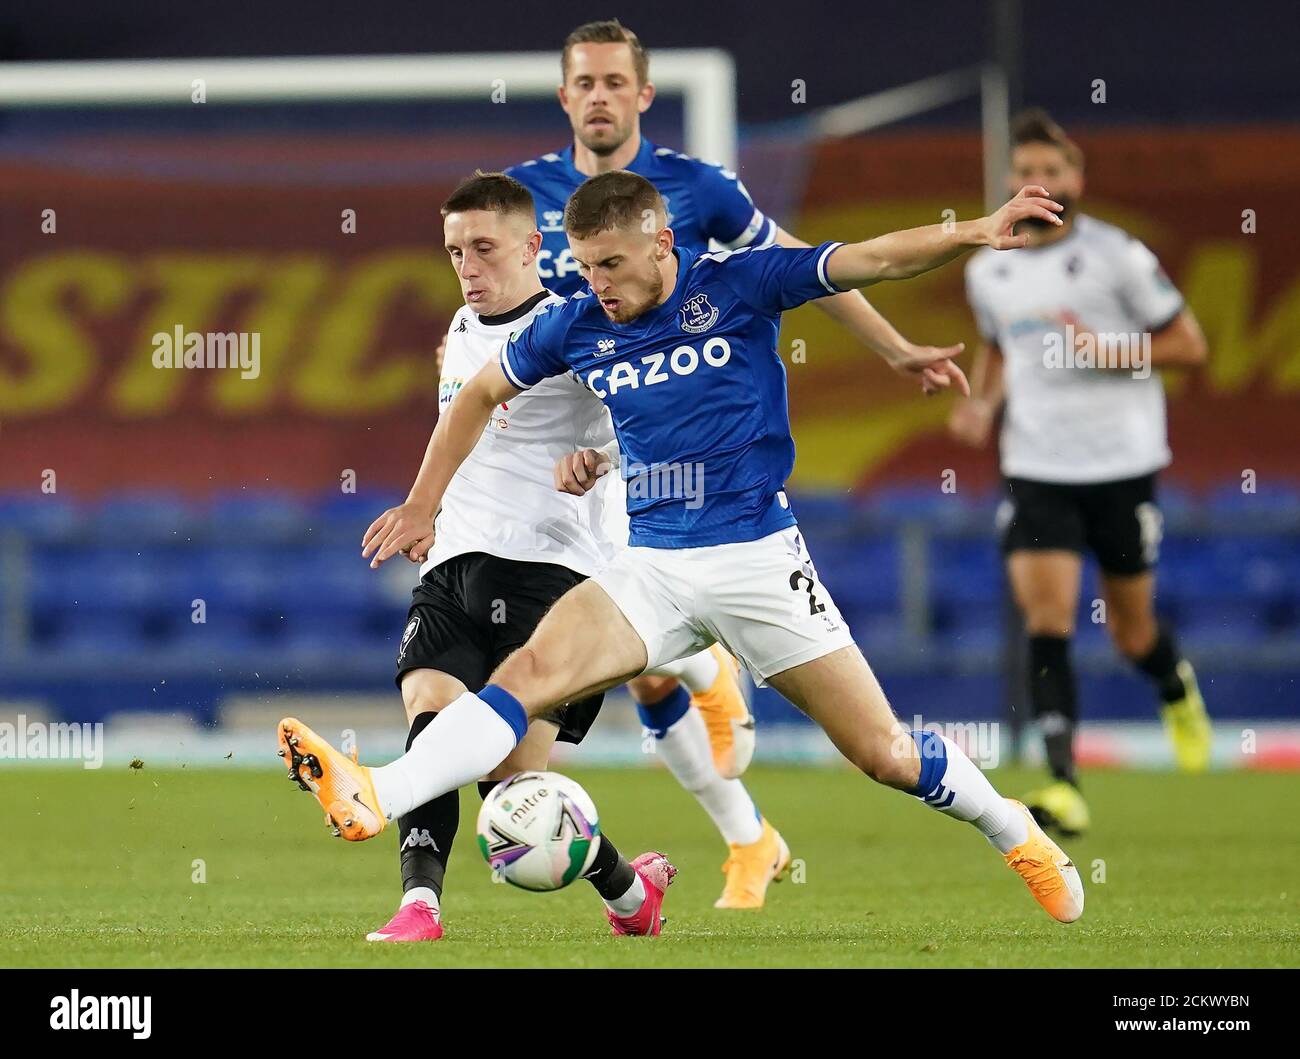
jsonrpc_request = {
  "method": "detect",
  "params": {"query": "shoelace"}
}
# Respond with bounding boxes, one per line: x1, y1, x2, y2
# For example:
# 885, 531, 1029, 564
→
398, 902, 437, 927
1007, 851, 1063, 897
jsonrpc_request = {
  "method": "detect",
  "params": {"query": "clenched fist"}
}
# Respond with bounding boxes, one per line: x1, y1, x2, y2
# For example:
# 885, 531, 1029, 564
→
554, 449, 615, 496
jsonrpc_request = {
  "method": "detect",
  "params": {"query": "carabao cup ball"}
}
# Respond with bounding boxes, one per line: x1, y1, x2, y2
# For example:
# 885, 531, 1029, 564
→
476, 771, 602, 891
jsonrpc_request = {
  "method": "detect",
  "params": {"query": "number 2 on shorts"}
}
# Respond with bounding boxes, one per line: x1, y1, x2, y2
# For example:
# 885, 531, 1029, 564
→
788, 568, 826, 616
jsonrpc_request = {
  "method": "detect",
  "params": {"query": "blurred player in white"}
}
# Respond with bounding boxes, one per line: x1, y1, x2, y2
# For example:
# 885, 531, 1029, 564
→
282, 171, 1089, 928
949, 110, 1212, 835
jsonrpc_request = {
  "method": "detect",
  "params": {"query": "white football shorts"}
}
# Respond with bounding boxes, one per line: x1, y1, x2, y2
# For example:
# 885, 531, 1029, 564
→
592, 525, 855, 686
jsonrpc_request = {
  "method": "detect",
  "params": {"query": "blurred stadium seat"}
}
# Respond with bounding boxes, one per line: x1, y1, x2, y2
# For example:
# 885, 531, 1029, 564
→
6, 487, 1295, 729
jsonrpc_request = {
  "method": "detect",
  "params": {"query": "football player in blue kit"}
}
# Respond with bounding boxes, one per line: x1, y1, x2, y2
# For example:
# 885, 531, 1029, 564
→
284, 169, 1089, 926
502, 19, 972, 906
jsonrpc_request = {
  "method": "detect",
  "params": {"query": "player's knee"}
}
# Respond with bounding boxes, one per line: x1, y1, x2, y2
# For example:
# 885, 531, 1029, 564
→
400, 670, 467, 725
1107, 614, 1156, 659
493, 644, 555, 705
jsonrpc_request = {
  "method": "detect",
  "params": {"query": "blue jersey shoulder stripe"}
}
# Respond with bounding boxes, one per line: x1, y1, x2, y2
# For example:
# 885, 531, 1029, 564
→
499, 344, 530, 390
816, 242, 848, 294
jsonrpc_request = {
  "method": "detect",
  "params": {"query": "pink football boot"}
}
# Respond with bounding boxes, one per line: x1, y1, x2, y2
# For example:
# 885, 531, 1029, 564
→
365, 899, 444, 942
606, 852, 678, 937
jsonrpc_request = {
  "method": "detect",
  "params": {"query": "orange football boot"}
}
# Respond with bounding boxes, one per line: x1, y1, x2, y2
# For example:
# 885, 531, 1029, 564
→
1003, 799, 1085, 923
278, 717, 386, 842
715, 818, 791, 909
693, 645, 755, 779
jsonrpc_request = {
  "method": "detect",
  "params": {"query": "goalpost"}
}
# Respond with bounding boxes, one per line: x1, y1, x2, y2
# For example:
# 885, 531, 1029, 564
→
0, 51, 738, 169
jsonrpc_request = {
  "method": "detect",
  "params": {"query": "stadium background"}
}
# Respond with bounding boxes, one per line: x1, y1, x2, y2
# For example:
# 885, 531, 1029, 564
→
2, 1, 1298, 772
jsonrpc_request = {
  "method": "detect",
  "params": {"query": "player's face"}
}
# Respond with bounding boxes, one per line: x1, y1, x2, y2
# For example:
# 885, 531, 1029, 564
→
443, 209, 541, 315
1009, 142, 1083, 227
570, 225, 674, 323
559, 43, 654, 156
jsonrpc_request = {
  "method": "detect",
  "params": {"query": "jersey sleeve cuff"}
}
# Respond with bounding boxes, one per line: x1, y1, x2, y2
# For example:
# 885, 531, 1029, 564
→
817, 242, 848, 295
499, 346, 531, 390
1147, 302, 1185, 335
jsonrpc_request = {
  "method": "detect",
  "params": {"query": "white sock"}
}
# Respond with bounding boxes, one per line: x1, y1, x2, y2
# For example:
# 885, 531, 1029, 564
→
401, 887, 439, 913
603, 874, 647, 917
912, 732, 1028, 854
646, 648, 721, 694
371, 691, 521, 821
657, 707, 763, 846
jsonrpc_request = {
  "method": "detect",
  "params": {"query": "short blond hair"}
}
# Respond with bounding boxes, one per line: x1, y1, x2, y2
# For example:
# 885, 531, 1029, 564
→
561, 20, 649, 86
1012, 108, 1084, 169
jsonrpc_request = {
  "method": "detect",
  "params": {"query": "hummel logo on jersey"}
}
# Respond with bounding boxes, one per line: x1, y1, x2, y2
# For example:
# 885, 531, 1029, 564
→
541, 209, 565, 232
401, 827, 440, 852
597, 338, 617, 354
454, 318, 468, 332
679, 293, 719, 334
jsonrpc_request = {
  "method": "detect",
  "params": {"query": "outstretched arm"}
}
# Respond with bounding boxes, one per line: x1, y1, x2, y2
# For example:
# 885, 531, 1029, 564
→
826, 186, 1063, 290
362, 360, 520, 568
772, 225, 967, 395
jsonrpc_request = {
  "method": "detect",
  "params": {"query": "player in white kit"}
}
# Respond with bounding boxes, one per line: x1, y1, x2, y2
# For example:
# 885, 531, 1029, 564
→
949, 110, 1212, 835
310, 173, 678, 940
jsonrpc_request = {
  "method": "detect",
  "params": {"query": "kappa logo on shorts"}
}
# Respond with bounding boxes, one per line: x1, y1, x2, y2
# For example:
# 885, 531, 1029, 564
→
679, 293, 719, 334
397, 615, 421, 664
400, 827, 440, 851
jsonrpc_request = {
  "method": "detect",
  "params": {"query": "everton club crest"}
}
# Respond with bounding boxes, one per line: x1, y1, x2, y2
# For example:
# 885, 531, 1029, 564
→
679, 293, 719, 334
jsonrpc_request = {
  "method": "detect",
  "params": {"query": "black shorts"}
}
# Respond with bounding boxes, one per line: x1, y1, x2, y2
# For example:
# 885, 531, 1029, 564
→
395, 552, 603, 744
999, 473, 1163, 576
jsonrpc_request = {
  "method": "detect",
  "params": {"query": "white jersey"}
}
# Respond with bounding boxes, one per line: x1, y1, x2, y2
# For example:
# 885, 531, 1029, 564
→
965, 214, 1185, 484
425, 291, 620, 577
598, 464, 631, 547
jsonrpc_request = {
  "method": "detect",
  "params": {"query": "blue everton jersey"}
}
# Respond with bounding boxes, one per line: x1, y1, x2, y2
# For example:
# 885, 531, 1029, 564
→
504, 138, 776, 297
500, 242, 845, 548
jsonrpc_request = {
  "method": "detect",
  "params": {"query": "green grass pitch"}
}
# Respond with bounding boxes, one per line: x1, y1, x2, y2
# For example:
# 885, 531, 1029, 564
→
5, 763, 1297, 968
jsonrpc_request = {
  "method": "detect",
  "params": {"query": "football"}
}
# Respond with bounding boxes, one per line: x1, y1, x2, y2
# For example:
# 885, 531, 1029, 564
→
476, 771, 602, 891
